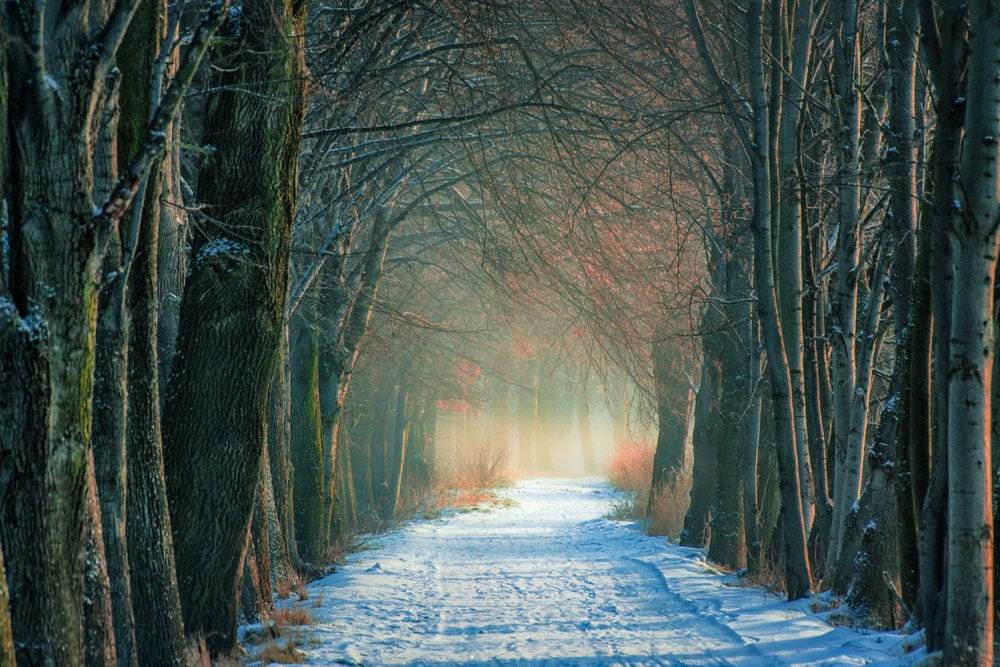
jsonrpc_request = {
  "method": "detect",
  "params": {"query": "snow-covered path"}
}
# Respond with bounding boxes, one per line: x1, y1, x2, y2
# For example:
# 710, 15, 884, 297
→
290, 478, 918, 666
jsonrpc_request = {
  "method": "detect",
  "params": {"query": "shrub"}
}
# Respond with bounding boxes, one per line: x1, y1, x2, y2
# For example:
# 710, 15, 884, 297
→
257, 638, 305, 664
646, 470, 691, 541
605, 441, 691, 541
427, 437, 511, 511
607, 440, 655, 495
438, 436, 510, 492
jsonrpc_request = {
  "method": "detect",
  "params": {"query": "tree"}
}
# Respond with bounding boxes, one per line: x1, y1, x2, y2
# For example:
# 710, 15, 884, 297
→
162, 0, 307, 654
942, 2, 999, 660
0, 1, 222, 661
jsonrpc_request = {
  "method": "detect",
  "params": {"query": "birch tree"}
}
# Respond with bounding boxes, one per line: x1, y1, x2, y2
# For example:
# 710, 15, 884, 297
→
943, 2, 999, 660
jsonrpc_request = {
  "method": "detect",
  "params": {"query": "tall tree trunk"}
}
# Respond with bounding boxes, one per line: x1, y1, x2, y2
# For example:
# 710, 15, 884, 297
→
685, 0, 811, 597
268, 326, 303, 574
745, 0, 812, 600
125, 160, 187, 666
1, 2, 127, 661
943, 4, 999, 659
162, 0, 308, 654
0, 2, 220, 660
680, 353, 720, 547
289, 299, 325, 567
884, 0, 921, 621
917, 0, 967, 647
92, 220, 136, 667
650, 325, 691, 495
327, 208, 391, 517
391, 379, 410, 515
775, 0, 815, 531
826, 0, 865, 573
681, 297, 725, 548
803, 203, 831, 571
709, 237, 753, 569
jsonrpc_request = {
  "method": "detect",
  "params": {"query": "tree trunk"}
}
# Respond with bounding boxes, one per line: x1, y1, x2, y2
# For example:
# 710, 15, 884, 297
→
774, 0, 815, 532
709, 241, 753, 569
681, 298, 724, 548
289, 299, 325, 566
577, 383, 596, 474
826, 0, 864, 573
0, 542, 13, 666
391, 380, 410, 515
84, 454, 117, 666
1, 3, 123, 660
943, 4, 999, 659
884, 0, 921, 621
162, 0, 308, 654
650, 325, 691, 494
744, 0, 812, 600
92, 234, 136, 667
268, 326, 303, 574
917, 0, 968, 647
240, 478, 275, 624
125, 159, 187, 666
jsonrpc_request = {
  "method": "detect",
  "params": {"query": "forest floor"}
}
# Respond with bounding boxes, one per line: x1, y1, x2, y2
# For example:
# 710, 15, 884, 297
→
249, 478, 925, 666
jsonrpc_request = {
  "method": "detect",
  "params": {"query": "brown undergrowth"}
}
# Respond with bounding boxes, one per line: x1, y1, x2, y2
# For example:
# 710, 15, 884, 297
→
605, 440, 691, 541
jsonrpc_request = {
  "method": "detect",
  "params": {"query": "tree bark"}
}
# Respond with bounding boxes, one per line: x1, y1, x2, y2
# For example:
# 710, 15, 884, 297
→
681, 299, 724, 548
125, 159, 187, 666
162, 0, 307, 654
917, 0, 968, 647
943, 3, 999, 659
240, 477, 275, 624
826, 0, 865, 573
83, 454, 117, 666
1, 2, 130, 661
650, 324, 692, 495
289, 298, 326, 566
0, 542, 13, 666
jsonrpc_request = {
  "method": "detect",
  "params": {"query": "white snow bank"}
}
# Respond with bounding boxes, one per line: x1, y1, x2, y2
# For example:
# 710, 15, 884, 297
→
254, 478, 923, 666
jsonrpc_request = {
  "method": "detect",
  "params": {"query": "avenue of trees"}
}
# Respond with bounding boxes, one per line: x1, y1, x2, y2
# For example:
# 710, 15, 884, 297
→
0, 0, 997, 665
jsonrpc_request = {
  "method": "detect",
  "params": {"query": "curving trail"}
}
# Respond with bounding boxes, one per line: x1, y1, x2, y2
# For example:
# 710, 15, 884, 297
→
287, 479, 917, 666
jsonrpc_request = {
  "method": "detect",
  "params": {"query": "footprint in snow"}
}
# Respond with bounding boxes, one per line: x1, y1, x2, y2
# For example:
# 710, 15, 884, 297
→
365, 562, 382, 572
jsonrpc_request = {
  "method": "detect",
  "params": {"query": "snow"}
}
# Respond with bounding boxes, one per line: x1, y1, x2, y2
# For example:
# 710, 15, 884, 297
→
195, 236, 250, 264
265, 478, 922, 666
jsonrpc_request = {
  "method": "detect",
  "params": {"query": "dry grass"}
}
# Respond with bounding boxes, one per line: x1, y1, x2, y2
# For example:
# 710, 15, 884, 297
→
241, 606, 316, 664
646, 472, 691, 541
257, 638, 306, 663
273, 573, 304, 601
425, 437, 511, 512
740, 551, 787, 596
185, 637, 242, 666
439, 437, 510, 491
272, 607, 314, 627
607, 440, 655, 496
605, 441, 691, 541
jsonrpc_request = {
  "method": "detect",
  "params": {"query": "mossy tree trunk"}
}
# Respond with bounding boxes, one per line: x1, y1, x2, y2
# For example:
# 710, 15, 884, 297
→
162, 0, 308, 655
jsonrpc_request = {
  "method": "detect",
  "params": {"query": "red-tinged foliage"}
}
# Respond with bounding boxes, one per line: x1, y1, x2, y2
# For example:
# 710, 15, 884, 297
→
607, 440, 656, 495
